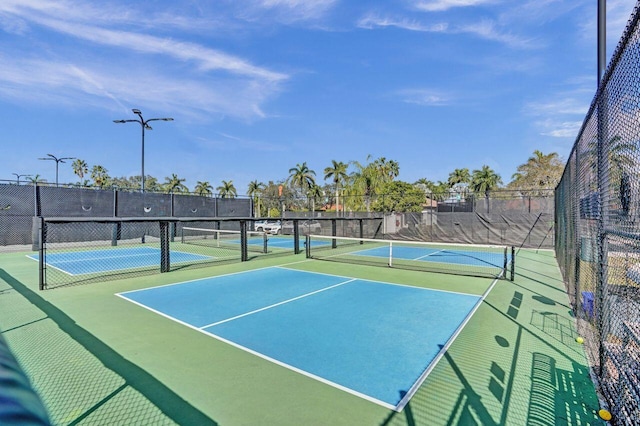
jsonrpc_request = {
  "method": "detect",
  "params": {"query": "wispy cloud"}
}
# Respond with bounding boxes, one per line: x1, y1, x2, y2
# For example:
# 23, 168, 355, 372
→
538, 120, 583, 138
236, 0, 338, 24
526, 86, 593, 138
412, 0, 496, 12
357, 14, 448, 32
0, 0, 289, 120
526, 97, 591, 116
358, 13, 536, 49
396, 88, 452, 106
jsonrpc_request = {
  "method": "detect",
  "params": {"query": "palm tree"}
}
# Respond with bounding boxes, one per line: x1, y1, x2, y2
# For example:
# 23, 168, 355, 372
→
448, 168, 471, 187
27, 174, 46, 185
90, 165, 110, 189
307, 183, 324, 212
247, 180, 265, 216
349, 159, 380, 212
288, 162, 316, 199
373, 157, 400, 182
71, 159, 89, 185
508, 150, 563, 192
471, 165, 503, 197
164, 174, 188, 194
217, 180, 237, 198
324, 160, 348, 213
194, 181, 213, 196
448, 167, 471, 199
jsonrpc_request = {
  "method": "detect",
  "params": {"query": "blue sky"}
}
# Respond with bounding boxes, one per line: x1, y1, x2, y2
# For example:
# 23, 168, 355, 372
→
0, 0, 637, 193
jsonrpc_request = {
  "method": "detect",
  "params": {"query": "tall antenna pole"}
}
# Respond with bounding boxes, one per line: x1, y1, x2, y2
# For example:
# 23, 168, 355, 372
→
598, 0, 606, 84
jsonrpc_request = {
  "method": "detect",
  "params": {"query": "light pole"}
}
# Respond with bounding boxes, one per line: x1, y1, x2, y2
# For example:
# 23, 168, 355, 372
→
12, 173, 32, 185
114, 109, 174, 193
38, 154, 75, 187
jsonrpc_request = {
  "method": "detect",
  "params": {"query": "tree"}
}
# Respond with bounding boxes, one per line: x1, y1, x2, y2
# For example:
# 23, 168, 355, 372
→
288, 162, 316, 196
194, 181, 213, 196
324, 160, 349, 213
448, 168, 471, 187
372, 181, 425, 213
27, 174, 46, 184
373, 157, 400, 182
90, 165, 110, 189
164, 174, 188, 194
349, 159, 380, 212
471, 165, 502, 197
508, 150, 563, 192
71, 159, 89, 185
307, 183, 324, 212
247, 180, 265, 216
217, 180, 237, 198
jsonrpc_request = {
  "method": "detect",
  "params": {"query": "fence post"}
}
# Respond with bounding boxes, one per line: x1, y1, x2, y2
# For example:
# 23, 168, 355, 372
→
38, 217, 45, 290
159, 221, 170, 272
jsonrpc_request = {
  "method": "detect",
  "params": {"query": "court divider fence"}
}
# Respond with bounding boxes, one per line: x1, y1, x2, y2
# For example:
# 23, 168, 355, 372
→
37, 216, 383, 290
555, 3, 640, 424
305, 234, 515, 280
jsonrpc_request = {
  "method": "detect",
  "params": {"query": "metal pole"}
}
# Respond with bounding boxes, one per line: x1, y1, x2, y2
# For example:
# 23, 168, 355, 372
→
597, 0, 606, 85
114, 109, 173, 194
596, 0, 608, 377
141, 122, 145, 193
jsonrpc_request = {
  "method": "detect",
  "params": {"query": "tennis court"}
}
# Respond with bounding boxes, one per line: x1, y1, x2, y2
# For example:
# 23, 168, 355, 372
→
117, 267, 482, 410
0, 236, 603, 425
350, 245, 511, 268
27, 247, 212, 275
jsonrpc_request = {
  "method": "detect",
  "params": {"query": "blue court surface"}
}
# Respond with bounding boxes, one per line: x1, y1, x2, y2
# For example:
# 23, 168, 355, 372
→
117, 267, 482, 410
226, 235, 329, 250
265, 235, 330, 250
353, 245, 510, 268
28, 247, 211, 275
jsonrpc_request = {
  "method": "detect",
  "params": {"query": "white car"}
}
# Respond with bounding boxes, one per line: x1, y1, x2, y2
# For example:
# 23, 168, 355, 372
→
255, 220, 280, 233
262, 220, 282, 234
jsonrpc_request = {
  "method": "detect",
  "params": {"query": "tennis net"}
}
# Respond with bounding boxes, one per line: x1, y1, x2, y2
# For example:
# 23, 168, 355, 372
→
181, 227, 268, 254
306, 235, 514, 280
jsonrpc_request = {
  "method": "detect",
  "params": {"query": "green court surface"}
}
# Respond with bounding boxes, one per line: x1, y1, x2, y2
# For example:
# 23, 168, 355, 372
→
0, 248, 605, 425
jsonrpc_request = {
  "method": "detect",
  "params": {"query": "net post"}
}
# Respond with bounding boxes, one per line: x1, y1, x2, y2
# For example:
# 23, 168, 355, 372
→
510, 246, 515, 281
305, 235, 311, 258
38, 217, 45, 290
359, 219, 364, 243
240, 220, 248, 261
159, 221, 170, 273
331, 219, 337, 249
111, 222, 121, 246
263, 232, 268, 254
388, 241, 393, 267
293, 220, 300, 254
503, 246, 508, 279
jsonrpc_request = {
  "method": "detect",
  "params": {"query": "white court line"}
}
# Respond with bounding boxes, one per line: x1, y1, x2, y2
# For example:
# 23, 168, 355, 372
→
413, 248, 446, 260
198, 327, 398, 411
199, 278, 356, 329
394, 273, 501, 412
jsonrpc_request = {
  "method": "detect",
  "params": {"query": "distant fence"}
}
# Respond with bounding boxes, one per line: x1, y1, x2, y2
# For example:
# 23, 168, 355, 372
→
0, 184, 251, 249
555, 3, 640, 424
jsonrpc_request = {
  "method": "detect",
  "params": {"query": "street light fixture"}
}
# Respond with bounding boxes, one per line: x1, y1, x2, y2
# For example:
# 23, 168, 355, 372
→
38, 154, 76, 187
113, 109, 174, 193
12, 173, 32, 185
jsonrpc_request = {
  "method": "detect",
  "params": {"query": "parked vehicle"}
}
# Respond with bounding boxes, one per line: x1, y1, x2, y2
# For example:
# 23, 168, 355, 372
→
282, 220, 322, 235
262, 220, 282, 234
255, 220, 280, 233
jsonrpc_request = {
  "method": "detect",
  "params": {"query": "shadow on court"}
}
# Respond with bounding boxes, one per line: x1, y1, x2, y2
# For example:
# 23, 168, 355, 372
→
376, 253, 603, 426
0, 269, 217, 425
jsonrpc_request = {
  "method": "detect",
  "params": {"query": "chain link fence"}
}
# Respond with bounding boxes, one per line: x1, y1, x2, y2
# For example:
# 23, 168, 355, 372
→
555, 3, 640, 424
0, 182, 251, 253
260, 190, 555, 249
